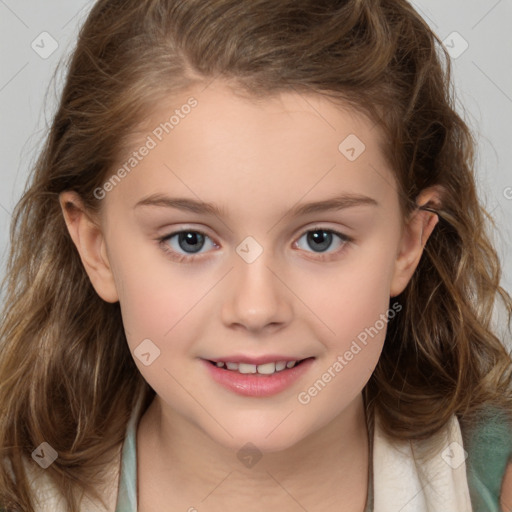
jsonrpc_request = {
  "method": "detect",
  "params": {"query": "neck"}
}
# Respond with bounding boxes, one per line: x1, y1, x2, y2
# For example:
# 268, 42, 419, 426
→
137, 393, 371, 511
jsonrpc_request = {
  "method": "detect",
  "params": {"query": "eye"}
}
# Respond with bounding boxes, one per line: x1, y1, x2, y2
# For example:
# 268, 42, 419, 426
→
294, 227, 352, 260
157, 226, 352, 263
158, 229, 217, 262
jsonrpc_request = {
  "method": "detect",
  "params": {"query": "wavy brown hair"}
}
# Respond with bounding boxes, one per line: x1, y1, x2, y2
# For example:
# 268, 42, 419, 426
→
1, 0, 511, 510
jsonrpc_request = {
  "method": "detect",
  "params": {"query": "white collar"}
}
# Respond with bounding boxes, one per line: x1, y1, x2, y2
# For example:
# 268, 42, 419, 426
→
373, 409, 473, 511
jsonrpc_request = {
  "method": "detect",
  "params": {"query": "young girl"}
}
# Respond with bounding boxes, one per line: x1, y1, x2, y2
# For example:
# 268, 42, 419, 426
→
1, 0, 511, 511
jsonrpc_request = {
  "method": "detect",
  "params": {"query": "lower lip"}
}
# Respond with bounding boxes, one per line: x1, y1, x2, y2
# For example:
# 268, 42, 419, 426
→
202, 358, 315, 397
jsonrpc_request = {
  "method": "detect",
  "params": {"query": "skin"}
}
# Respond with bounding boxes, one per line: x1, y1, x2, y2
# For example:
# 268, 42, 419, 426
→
502, 463, 512, 512
60, 81, 442, 511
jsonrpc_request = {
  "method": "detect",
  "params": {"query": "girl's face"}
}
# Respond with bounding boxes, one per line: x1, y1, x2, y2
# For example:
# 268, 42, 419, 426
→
66, 81, 436, 453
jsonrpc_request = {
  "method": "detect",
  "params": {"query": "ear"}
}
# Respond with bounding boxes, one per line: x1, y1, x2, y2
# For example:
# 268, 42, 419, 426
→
389, 185, 444, 298
59, 191, 119, 303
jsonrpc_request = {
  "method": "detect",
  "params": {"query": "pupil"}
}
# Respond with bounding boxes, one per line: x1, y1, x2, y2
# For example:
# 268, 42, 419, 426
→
308, 230, 331, 252
179, 232, 204, 253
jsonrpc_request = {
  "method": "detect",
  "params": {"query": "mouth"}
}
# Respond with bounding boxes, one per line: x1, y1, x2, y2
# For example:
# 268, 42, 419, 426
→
206, 357, 313, 375
202, 357, 316, 397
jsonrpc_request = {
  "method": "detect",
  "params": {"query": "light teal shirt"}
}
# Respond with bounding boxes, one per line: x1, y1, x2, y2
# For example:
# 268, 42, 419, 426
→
462, 405, 512, 512
114, 399, 138, 512
114, 399, 509, 512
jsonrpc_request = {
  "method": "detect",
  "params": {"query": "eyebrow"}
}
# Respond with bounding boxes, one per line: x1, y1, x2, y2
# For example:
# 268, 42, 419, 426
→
134, 193, 379, 217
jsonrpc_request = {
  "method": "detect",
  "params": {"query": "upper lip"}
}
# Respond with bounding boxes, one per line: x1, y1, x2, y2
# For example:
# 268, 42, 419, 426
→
205, 355, 313, 365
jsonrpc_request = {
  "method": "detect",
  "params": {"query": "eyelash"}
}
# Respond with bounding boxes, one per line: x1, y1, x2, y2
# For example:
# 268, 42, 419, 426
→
157, 227, 353, 263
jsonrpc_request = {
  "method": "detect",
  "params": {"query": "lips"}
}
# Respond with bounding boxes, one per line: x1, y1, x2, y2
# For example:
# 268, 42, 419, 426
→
202, 357, 315, 397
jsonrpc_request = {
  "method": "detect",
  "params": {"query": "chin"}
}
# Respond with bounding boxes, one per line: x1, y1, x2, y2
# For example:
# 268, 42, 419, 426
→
202, 416, 310, 455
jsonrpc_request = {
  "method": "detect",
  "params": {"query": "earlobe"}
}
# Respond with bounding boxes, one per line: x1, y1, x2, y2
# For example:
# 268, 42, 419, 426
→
389, 186, 443, 297
59, 191, 119, 303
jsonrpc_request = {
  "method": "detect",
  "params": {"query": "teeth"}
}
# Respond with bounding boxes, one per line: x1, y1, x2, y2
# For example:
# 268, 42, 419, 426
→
238, 363, 257, 374
256, 362, 276, 375
212, 359, 300, 374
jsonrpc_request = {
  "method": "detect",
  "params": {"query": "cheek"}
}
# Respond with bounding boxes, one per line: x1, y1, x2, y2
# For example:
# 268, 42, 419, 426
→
299, 238, 397, 347
295, 257, 395, 414
108, 237, 190, 350
115, 266, 202, 394
118, 277, 192, 352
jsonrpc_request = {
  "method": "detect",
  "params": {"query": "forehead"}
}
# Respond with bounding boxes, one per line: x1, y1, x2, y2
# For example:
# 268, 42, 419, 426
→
104, 81, 398, 219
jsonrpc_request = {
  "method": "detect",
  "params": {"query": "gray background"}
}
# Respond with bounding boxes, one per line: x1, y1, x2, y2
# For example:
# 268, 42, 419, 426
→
1, 1, 511, 343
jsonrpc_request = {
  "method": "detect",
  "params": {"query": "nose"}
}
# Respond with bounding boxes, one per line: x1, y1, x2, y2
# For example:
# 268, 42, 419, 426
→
221, 251, 293, 334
